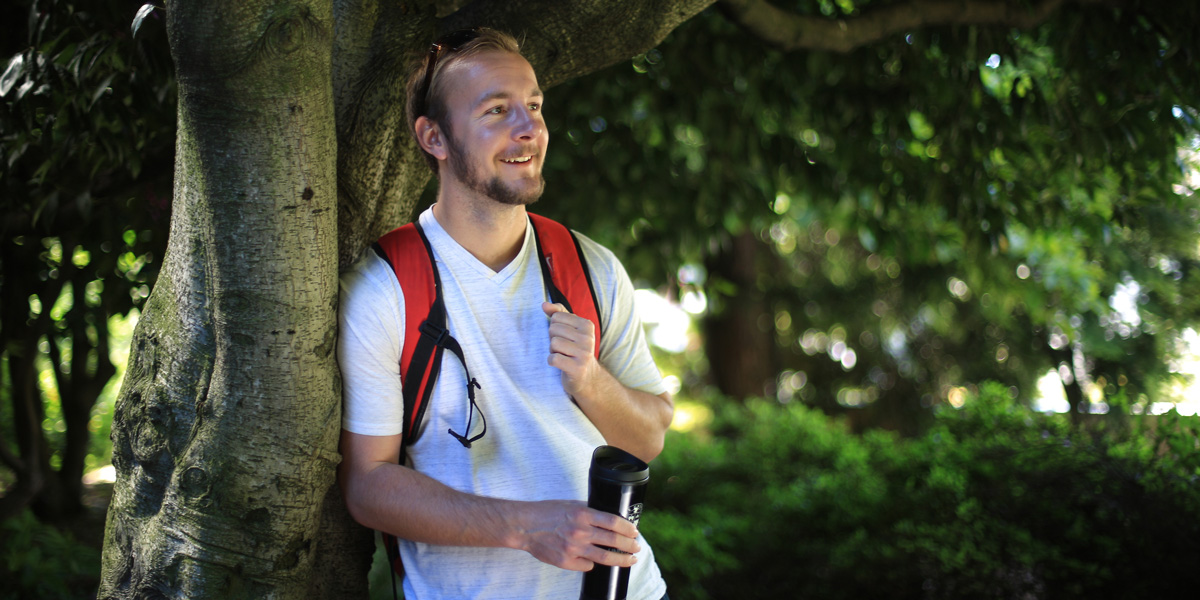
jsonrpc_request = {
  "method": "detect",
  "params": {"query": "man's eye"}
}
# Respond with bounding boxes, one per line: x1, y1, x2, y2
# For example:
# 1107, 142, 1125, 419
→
528, 103, 541, 111
486, 106, 504, 115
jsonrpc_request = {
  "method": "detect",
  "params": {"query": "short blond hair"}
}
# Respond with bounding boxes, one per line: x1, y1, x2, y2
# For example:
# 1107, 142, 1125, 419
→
405, 28, 524, 174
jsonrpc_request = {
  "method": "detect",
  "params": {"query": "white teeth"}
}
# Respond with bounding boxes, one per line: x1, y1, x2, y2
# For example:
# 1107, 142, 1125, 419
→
502, 156, 532, 163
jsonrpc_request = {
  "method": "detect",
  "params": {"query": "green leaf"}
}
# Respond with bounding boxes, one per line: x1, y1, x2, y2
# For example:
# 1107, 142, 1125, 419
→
907, 110, 935, 141
89, 72, 117, 111
0, 53, 25, 97
131, 4, 157, 39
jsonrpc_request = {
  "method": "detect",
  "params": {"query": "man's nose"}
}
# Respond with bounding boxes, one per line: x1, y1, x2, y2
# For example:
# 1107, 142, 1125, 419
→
511, 106, 542, 140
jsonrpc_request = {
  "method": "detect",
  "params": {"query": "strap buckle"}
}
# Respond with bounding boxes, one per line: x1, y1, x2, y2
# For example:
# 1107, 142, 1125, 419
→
418, 321, 449, 346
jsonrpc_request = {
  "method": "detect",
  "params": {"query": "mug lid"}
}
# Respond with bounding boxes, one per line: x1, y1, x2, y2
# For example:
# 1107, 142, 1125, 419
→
590, 445, 649, 483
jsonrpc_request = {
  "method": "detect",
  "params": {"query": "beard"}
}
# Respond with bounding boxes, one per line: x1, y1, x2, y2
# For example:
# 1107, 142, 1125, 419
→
445, 131, 545, 206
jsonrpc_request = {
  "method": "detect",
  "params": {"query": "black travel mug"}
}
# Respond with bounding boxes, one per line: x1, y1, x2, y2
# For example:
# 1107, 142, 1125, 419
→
580, 445, 649, 600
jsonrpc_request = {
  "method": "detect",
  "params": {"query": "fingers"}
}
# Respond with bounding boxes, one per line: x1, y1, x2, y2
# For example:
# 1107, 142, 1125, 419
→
548, 333, 587, 359
569, 537, 641, 571
519, 502, 642, 571
542, 302, 598, 396
544, 302, 596, 370
585, 510, 641, 553
566, 519, 641, 570
581, 545, 640, 571
549, 319, 593, 342
546, 335, 594, 388
543, 303, 594, 333
544, 307, 595, 354
561, 547, 638, 572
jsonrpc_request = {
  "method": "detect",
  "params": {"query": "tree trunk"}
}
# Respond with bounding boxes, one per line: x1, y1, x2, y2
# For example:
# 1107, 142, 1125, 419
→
98, 1, 715, 597
47, 239, 118, 518
0, 241, 74, 521
703, 231, 779, 400
98, 1, 343, 597
0, 325, 47, 522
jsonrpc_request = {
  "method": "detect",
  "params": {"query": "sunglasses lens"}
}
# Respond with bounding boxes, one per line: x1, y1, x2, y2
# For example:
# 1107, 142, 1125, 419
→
439, 28, 480, 51
420, 29, 482, 116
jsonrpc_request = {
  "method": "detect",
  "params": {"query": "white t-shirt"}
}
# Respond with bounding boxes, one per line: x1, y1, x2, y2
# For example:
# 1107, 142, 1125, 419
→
339, 207, 669, 600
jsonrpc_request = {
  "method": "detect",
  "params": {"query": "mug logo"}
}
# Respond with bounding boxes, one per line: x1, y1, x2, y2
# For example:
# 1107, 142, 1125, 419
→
625, 502, 644, 527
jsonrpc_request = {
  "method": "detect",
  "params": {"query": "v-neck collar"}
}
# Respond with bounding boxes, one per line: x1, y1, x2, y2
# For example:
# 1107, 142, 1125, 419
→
419, 208, 533, 285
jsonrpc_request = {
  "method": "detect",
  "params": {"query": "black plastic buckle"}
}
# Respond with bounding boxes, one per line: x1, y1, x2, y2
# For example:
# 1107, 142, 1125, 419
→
419, 321, 449, 346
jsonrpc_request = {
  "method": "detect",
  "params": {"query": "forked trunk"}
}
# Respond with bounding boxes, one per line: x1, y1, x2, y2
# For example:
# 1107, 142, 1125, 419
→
98, 2, 352, 597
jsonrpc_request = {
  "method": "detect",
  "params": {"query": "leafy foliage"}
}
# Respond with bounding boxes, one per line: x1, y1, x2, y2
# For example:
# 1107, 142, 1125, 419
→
541, 2, 1200, 419
0, 0, 174, 518
0, 509, 100, 599
643, 388, 1200, 599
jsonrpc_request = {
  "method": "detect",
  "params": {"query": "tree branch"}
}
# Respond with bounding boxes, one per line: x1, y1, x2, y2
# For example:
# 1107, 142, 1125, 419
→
0, 428, 25, 473
719, 0, 1117, 53
444, 0, 719, 88
333, 0, 439, 268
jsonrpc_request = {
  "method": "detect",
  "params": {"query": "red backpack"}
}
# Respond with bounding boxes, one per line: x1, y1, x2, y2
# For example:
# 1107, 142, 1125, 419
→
370, 212, 603, 583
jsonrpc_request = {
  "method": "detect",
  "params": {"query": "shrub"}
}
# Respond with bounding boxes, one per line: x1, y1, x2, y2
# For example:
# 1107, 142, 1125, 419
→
0, 510, 101, 600
642, 383, 1200, 599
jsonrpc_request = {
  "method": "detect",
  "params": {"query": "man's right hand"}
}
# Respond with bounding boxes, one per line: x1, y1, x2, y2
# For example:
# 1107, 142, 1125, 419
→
512, 500, 641, 572
341, 431, 640, 572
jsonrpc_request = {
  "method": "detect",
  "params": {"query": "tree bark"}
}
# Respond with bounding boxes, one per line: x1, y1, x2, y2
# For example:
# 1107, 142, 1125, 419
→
99, 1, 341, 597
703, 231, 780, 400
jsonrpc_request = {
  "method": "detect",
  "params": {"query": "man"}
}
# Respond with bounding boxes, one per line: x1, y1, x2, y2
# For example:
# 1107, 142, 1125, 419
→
337, 28, 674, 600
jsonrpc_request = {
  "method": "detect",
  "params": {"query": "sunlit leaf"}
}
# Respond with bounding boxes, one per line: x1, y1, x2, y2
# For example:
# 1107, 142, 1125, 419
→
89, 72, 117, 111
907, 110, 935, 141
15, 78, 35, 100
131, 4, 157, 39
1, 53, 25, 97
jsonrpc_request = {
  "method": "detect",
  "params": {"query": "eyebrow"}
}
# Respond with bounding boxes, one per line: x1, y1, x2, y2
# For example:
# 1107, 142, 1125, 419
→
473, 87, 544, 109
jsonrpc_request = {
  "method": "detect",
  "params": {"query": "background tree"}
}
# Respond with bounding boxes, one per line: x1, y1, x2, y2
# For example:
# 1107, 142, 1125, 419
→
1, 0, 174, 523
538, 1, 1200, 433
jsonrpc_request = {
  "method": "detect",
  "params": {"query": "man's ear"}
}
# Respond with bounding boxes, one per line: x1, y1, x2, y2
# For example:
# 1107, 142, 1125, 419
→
415, 116, 449, 161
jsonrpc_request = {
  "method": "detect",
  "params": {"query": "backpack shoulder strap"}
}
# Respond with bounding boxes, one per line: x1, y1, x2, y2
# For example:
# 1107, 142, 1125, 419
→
375, 222, 450, 454
528, 213, 602, 358
375, 222, 435, 398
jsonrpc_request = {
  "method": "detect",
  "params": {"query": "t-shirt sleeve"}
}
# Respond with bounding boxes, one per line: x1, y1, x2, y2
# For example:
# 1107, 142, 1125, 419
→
338, 250, 407, 436
575, 233, 669, 397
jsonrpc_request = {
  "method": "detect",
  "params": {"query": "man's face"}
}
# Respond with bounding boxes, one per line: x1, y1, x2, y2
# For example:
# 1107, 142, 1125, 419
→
436, 51, 548, 206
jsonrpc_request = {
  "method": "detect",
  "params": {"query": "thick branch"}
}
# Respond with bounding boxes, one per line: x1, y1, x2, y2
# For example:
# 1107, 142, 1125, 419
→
445, 0, 719, 88
333, 1, 437, 269
719, 0, 1115, 53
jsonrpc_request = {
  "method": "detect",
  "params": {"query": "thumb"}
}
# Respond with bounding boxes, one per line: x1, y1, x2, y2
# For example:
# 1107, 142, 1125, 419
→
542, 302, 568, 317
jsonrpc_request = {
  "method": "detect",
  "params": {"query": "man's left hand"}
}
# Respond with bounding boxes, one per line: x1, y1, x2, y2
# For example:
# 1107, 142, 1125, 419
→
542, 302, 599, 399
541, 302, 673, 462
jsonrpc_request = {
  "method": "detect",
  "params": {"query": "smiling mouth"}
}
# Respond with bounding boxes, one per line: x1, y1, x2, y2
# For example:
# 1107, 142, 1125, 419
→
501, 156, 534, 164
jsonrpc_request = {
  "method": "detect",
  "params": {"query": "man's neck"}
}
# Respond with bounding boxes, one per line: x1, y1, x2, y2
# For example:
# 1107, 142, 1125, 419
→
431, 190, 528, 273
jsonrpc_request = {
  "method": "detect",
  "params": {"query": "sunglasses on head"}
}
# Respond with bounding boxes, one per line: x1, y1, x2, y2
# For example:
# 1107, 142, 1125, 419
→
417, 28, 482, 118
